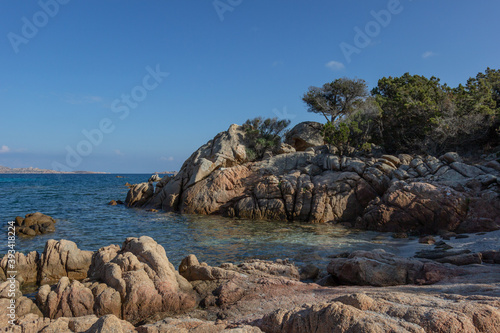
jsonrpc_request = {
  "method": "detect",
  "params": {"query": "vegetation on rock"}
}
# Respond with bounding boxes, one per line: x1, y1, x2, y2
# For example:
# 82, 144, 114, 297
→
242, 117, 291, 160
305, 68, 500, 156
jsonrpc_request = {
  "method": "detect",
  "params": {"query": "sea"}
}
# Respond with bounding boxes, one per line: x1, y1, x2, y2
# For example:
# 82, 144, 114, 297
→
0, 173, 470, 270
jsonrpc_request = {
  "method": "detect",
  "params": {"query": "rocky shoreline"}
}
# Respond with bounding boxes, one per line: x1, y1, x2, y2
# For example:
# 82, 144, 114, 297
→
1, 235, 499, 332
125, 122, 500, 235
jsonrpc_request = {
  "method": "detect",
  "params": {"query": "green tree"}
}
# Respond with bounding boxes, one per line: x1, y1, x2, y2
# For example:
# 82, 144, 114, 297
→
242, 117, 291, 160
303, 77, 368, 123
372, 73, 449, 153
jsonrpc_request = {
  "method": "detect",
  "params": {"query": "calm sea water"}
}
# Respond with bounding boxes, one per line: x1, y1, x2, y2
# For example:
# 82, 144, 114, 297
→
0, 174, 419, 269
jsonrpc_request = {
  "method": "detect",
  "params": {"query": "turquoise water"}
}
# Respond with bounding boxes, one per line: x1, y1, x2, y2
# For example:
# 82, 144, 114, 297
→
0, 174, 414, 269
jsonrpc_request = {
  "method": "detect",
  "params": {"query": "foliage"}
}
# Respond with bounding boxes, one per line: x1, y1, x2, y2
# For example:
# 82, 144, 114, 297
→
371, 70, 499, 154
307, 69, 499, 156
371, 73, 449, 152
303, 78, 368, 123
242, 117, 291, 160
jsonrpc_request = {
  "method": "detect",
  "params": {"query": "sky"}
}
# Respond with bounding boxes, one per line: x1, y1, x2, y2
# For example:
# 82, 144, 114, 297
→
1, 0, 499, 173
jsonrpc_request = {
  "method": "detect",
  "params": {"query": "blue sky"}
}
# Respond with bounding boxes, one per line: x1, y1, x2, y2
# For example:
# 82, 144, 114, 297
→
1, 0, 499, 173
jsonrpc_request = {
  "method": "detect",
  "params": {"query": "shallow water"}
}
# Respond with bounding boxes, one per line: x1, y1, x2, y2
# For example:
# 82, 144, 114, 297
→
0, 174, 435, 269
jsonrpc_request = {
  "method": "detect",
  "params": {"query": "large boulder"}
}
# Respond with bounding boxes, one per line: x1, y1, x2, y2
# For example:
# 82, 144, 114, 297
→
14, 212, 56, 236
359, 181, 468, 234
125, 182, 154, 207
284, 121, 324, 151
36, 277, 94, 319
327, 249, 460, 286
39, 239, 93, 285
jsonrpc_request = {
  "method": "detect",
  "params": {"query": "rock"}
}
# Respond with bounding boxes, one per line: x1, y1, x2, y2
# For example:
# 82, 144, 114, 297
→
7, 314, 136, 333
39, 239, 93, 285
414, 249, 471, 260
85, 236, 196, 324
137, 317, 262, 332
299, 264, 320, 280
360, 181, 468, 234
327, 249, 459, 286
180, 165, 252, 216
148, 174, 162, 182
124, 121, 500, 236
435, 253, 483, 266
108, 200, 118, 205
276, 142, 296, 155
419, 235, 436, 244
258, 292, 500, 333
179, 255, 299, 282
284, 121, 324, 151
0, 280, 42, 328
125, 182, 154, 207
481, 250, 500, 264
86, 314, 136, 333
440, 152, 463, 163
0, 251, 39, 285
14, 212, 56, 236
36, 277, 94, 319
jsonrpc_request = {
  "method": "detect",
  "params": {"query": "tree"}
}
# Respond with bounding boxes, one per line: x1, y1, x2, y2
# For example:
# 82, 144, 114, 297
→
303, 77, 368, 123
372, 73, 449, 153
242, 117, 291, 160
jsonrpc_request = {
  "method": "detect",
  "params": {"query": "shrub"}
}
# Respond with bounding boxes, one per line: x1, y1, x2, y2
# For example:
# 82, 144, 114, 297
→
242, 117, 291, 160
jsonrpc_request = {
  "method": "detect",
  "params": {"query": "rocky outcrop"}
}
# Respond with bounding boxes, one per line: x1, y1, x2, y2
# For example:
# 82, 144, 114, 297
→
36, 237, 196, 324
0, 239, 92, 287
3, 313, 136, 333
177, 254, 302, 310
127, 122, 500, 234
0, 251, 39, 285
358, 181, 468, 233
0, 280, 42, 328
125, 182, 154, 207
39, 239, 93, 285
326, 249, 461, 286
137, 318, 262, 332
148, 174, 162, 182
258, 292, 500, 333
14, 212, 56, 236
284, 121, 324, 151
14, 234, 500, 333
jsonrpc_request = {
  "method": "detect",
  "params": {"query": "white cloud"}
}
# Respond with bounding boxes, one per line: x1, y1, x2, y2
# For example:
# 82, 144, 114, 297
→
0, 145, 10, 153
161, 156, 174, 161
422, 51, 436, 59
325, 60, 345, 71
114, 149, 124, 156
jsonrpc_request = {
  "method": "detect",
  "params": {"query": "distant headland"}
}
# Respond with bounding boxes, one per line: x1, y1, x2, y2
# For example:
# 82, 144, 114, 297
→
0, 165, 107, 174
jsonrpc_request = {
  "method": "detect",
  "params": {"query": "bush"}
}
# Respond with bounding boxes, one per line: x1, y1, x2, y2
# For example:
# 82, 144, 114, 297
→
321, 97, 382, 156
242, 117, 291, 160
